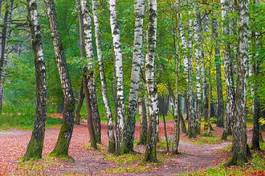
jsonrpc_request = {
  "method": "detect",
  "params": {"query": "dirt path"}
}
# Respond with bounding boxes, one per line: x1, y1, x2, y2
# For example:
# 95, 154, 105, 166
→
0, 122, 230, 176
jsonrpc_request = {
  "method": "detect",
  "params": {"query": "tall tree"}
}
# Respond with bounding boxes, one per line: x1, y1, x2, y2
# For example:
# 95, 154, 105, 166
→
109, 0, 126, 154
44, 0, 76, 157
23, 0, 47, 161
79, 0, 101, 144
251, 0, 261, 150
92, 0, 115, 152
221, 0, 234, 140
144, 0, 159, 162
229, 0, 250, 165
212, 17, 224, 127
122, 0, 145, 153
0, 0, 14, 112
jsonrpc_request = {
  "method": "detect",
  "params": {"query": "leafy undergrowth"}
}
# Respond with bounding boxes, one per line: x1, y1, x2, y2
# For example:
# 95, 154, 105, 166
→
0, 113, 62, 130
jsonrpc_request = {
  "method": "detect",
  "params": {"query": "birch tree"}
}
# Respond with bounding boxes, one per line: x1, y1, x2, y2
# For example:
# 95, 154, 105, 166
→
44, 0, 76, 157
144, 0, 159, 162
229, 0, 250, 165
92, 0, 115, 152
23, 0, 47, 161
122, 0, 145, 153
109, 0, 125, 154
79, 0, 101, 144
221, 0, 234, 140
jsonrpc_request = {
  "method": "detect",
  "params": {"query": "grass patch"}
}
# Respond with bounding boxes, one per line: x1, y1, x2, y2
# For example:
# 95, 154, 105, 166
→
184, 150, 265, 176
0, 113, 63, 130
191, 135, 222, 145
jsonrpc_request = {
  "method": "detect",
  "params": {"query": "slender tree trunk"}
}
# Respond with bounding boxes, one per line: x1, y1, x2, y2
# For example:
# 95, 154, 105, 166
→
139, 98, 148, 145
44, 0, 76, 157
221, 0, 234, 140
109, 0, 126, 154
23, 0, 48, 161
187, 14, 197, 138
83, 69, 97, 149
75, 77, 84, 125
144, 0, 159, 162
229, 0, 250, 165
212, 18, 224, 128
122, 0, 145, 154
252, 10, 261, 150
194, 2, 203, 134
0, 0, 14, 113
162, 114, 169, 152
79, 0, 101, 144
92, 0, 115, 152
75, 0, 86, 125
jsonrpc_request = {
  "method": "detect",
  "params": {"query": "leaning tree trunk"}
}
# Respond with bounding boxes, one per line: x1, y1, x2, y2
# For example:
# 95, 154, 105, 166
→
212, 18, 224, 128
79, 0, 101, 144
139, 98, 148, 145
92, 0, 115, 152
229, 0, 250, 165
144, 0, 159, 162
109, 0, 126, 154
122, 0, 145, 153
44, 0, 75, 157
0, 0, 14, 113
23, 0, 48, 161
75, 0, 85, 125
83, 69, 97, 149
221, 0, 234, 140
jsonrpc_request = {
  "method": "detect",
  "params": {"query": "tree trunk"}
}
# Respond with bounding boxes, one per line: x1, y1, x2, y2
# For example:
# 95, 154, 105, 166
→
75, 77, 84, 125
212, 18, 224, 128
251, 12, 261, 150
44, 0, 76, 157
139, 98, 147, 145
194, 2, 203, 134
0, 0, 14, 113
83, 69, 97, 149
122, 0, 145, 154
187, 14, 197, 138
221, 0, 234, 140
79, 0, 101, 144
144, 0, 159, 162
23, 0, 48, 161
92, 0, 115, 152
109, 0, 126, 154
229, 0, 250, 165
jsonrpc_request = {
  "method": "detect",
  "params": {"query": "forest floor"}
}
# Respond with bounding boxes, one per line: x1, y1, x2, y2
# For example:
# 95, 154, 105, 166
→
0, 119, 263, 176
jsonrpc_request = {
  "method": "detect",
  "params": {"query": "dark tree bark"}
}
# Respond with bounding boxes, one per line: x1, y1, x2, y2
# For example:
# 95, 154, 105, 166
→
212, 18, 224, 127
75, 77, 85, 125
23, 0, 48, 161
44, 0, 76, 157
83, 68, 97, 149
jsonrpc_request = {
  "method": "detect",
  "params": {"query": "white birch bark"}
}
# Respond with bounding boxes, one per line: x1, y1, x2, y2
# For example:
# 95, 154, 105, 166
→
122, 0, 145, 153
92, 0, 115, 152
109, 0, 125, 153
144, 0, 159, 162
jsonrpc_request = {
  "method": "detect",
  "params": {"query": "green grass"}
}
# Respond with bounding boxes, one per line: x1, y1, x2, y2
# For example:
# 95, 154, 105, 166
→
0, 113, 63, 130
